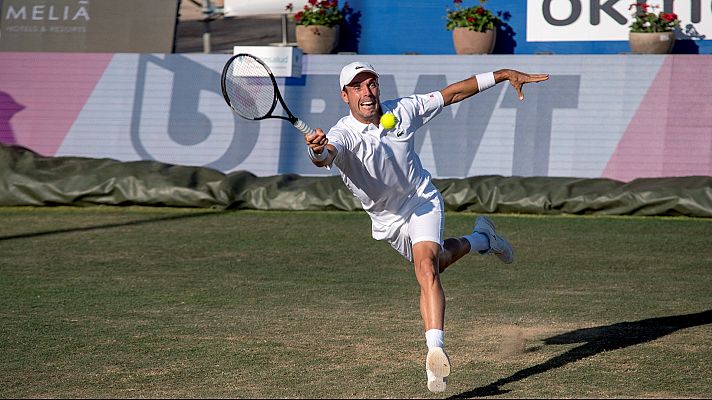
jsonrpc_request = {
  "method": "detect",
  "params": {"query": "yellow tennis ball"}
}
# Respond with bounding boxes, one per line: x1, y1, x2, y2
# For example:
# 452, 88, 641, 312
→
380, 113, 397, 130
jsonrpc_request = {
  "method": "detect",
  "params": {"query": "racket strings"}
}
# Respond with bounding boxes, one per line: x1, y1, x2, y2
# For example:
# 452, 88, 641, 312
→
224, 56, 276, 119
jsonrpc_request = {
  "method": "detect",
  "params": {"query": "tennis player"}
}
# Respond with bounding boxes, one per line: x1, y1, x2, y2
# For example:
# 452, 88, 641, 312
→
304, 61, 548, 392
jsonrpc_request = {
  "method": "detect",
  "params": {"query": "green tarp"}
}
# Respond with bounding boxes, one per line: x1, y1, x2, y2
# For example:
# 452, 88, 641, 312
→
1, 144, 710, 217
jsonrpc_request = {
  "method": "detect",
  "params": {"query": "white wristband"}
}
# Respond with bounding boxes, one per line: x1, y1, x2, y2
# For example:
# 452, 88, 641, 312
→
475, 72, 496, 92
308, 147, 328, 162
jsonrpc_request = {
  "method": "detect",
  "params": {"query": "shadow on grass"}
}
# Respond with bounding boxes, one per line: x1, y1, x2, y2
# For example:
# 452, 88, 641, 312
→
450, 309, 712, 398
0, 210, 224, 242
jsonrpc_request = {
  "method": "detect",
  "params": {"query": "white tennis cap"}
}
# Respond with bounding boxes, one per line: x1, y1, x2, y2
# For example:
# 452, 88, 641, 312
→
339, 61, 379, 90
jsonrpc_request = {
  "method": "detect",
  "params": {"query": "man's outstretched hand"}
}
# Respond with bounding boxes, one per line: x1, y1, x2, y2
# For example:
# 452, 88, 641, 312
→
497, 69, 550, 101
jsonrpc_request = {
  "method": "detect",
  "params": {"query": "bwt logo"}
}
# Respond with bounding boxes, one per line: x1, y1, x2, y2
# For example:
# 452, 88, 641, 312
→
131, 55, 259, 171
2, 0, 90, 22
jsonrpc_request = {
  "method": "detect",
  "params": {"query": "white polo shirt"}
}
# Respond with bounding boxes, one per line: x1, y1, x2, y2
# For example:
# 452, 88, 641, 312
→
326, 91, 445, 241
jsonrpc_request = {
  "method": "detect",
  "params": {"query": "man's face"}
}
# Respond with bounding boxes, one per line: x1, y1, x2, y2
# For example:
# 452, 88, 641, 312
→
341, 72, 380, 124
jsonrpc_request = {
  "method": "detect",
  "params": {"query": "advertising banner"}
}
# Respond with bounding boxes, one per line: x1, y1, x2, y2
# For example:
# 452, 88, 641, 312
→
1, 53, 711, 181
0, 0, 179, 52
527, 0, 712, 41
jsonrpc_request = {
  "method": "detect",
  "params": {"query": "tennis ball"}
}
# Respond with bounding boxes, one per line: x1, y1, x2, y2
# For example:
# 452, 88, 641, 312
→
380, 113, 397, 130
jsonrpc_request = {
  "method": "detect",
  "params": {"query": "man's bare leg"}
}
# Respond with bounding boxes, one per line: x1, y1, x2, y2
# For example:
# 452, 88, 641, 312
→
412, 241, 445, 330
439, 237, 472, 273
412, 241, 451, 392
439, 216, 515, 273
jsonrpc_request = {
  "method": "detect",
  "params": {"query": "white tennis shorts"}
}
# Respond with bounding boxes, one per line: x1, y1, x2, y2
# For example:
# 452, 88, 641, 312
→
387, 193, 445, 262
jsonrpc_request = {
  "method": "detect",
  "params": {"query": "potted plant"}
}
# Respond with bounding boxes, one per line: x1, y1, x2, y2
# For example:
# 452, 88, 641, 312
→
445, 0, 500, 54
286, 0, 348, 54
628, 3, 680, 54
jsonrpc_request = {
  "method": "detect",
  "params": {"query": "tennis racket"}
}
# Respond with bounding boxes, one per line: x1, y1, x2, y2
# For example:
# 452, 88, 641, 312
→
220, 53, 313, 136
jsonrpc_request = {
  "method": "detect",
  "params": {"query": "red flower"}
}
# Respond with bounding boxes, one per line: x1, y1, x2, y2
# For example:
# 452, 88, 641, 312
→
475, 6, 485, 15
628, 2, 649, 10
285, 3, 293, 12
660, 12, 677, 22
453, 0, 463, 3
292, 0, 344, 27
467, 16, 475, 22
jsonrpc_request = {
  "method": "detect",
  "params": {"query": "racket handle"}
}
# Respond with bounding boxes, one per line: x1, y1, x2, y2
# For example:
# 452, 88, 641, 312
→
293, 119, 313, 136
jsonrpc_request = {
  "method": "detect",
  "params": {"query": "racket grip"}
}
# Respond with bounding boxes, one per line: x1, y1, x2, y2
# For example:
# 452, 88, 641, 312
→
293, 119, 313, 136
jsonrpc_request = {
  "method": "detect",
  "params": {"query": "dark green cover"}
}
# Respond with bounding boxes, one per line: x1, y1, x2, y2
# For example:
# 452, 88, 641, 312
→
1, 144, 710, 217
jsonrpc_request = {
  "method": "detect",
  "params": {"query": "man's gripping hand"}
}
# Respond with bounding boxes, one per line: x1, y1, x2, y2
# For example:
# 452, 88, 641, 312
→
305, 128, 332, 165
305, 128, 328, 154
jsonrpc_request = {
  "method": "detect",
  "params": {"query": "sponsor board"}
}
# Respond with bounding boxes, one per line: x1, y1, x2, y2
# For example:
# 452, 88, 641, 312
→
0, 0, 178, 52
527, 0, 711, 41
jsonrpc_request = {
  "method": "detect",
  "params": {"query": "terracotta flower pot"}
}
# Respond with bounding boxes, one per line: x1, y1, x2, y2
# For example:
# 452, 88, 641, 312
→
295, 25, 339, 54
452, 27, 496, 55
628, 31, 675, 54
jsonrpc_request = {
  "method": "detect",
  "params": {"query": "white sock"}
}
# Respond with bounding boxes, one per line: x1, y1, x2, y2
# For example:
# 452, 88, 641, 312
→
425, 328, 445, 349
465, 232, 490, 254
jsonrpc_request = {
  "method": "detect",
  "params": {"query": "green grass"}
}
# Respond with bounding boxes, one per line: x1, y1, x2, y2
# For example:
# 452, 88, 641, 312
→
1, 207, 710, 398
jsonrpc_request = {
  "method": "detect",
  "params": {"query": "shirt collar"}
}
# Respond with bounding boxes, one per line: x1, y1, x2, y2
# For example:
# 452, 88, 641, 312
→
347, 112, 380, 134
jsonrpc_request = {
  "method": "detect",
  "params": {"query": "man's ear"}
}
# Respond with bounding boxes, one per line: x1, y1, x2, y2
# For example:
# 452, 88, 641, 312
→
340, 90, 348, 103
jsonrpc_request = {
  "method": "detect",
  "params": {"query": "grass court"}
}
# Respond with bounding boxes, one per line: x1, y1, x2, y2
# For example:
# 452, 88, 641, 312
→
1, 207, 710, 398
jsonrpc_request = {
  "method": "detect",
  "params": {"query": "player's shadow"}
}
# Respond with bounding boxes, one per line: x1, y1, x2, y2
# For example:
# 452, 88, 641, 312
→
449, 309, 712, 398
0, 210, 224, 242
